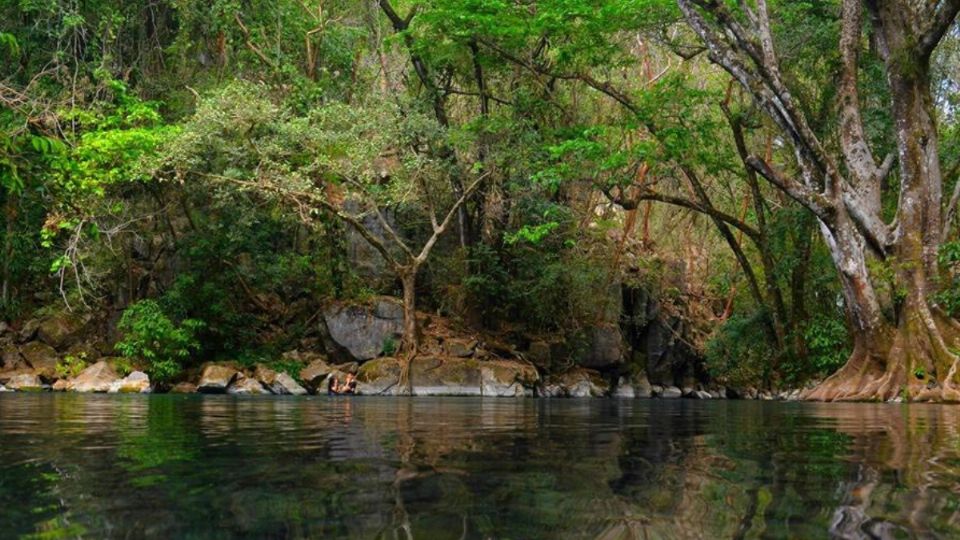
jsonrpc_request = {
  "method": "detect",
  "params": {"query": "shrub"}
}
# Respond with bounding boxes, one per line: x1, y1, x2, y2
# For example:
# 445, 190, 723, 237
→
115, 300, 203, 383
55, 353, 88, 379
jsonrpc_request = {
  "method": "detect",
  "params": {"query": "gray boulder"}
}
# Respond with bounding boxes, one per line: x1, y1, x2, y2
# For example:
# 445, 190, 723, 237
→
20, 342, 59, 380
299, 359, 335, 392
410, 356, 481, 396
322, 299, 403, 361
7, 373, 44, 391
613, 377, 635, 399
356, 357, 401, 395
227, 373, 267, 395
109, 371, 151, 393
72, 361, 119, 393
198, 364, 238, 393
254, 365, 307, 395
660, 386, 683, 399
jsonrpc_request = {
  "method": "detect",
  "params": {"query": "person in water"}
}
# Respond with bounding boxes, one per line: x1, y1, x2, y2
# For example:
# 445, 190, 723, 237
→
338, 373, 357, 394
328, 373, 357, 395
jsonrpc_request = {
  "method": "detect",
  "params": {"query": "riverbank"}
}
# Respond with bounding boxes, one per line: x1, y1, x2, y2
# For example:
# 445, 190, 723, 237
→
0, 355, 805, 400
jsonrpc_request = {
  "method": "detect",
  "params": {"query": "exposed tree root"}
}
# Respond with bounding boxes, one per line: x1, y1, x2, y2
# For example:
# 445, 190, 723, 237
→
805, 307, 960, 402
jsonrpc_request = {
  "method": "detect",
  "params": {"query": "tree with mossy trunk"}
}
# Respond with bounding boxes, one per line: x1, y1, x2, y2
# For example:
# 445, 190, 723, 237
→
678, 0, 960, 401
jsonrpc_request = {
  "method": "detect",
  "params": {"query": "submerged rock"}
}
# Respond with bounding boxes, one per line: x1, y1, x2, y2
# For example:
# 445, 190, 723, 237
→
20, 342, 58, 380
7, 373, 44, 391
109, 371, 151, 393
227, 373, 267, 395
198, 365, 238, 393
171, 382, 198, 394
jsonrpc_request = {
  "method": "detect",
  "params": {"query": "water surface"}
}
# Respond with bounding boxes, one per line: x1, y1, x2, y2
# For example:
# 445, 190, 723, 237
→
1, 395, 958, 539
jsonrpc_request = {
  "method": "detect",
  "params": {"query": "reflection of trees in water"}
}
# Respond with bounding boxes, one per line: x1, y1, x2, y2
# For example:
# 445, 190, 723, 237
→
5, 398, 960, 538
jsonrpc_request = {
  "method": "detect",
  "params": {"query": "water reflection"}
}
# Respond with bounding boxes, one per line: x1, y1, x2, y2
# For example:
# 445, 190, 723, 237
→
1, 396, 960, 539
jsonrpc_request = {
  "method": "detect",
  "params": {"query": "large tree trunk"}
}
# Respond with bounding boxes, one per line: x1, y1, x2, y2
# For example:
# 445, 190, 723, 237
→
1, 191, 16, 309
807, 3, 960, 402
397, 267, 419, 394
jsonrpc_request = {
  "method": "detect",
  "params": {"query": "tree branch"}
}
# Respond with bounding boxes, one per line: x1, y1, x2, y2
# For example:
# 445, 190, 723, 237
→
919, 0, 960, 58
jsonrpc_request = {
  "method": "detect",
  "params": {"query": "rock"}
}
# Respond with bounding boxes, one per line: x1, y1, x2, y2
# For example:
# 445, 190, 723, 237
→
410, 356, 481, 396
7, 373, 44, 391
198, 364, 238, 393
299, 359, 335, 391
356, 357, 401, 395
37, 314, 87, 350
254, 365, 307, 395
543, 368, 608, 398
20, 342, 59, 380
2, 343, 24, 370
691, 390, 712, 400
227, 373, 267, 394
18, 319, 40, 343
333, 362, 359, 375
322, 300, 403, 362
660, 386, 683, 399
708, 390, 721, 399
480, 361, 538, 397
633, 372, 653, 398
444, 338, 476, 358
171, 382, 198, 394
109, 371, 151, 393
0, 384, 6, 392
577, 325, 624, 369
526, 340, 552, 370
0, 321, 7, 335
72, 360, 119, 393
650, 384, 664, 397
613, 377, 635, 399
52, 379, 71, 392
272, 372, 307, 395
682, 386, 695, 397
759, 391, 774, 400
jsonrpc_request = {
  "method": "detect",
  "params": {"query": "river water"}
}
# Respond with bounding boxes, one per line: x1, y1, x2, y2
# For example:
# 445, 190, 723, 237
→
1, 395, 958, 539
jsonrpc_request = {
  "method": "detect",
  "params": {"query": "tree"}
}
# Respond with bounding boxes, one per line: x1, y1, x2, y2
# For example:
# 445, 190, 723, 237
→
677, 0, 960, 401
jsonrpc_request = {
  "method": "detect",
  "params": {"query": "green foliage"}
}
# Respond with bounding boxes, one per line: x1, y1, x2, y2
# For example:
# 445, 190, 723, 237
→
799, 314, 850, 379
115, 300, 203, 383
55, 353, 88, 379
705, 312, 776, 388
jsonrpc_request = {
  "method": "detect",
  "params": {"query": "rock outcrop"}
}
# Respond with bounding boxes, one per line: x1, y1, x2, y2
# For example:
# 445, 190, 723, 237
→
37, 314, 87, 350
198, 364, 238, 393
20, 342, 59, 380
71, 361, 119, 393
322, 299, 403, 361
6, 373, 44, 391
299, 358, 335, 392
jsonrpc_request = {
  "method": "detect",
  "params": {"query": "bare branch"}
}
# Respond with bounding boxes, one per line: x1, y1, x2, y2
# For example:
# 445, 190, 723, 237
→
919, 0, 960, 58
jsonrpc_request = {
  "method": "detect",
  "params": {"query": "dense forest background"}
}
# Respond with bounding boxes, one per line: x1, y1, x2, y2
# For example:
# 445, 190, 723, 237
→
1, 0, 958, 395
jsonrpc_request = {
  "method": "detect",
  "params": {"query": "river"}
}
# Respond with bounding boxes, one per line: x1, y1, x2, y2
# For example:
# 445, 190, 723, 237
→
1, 395, 958, 538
